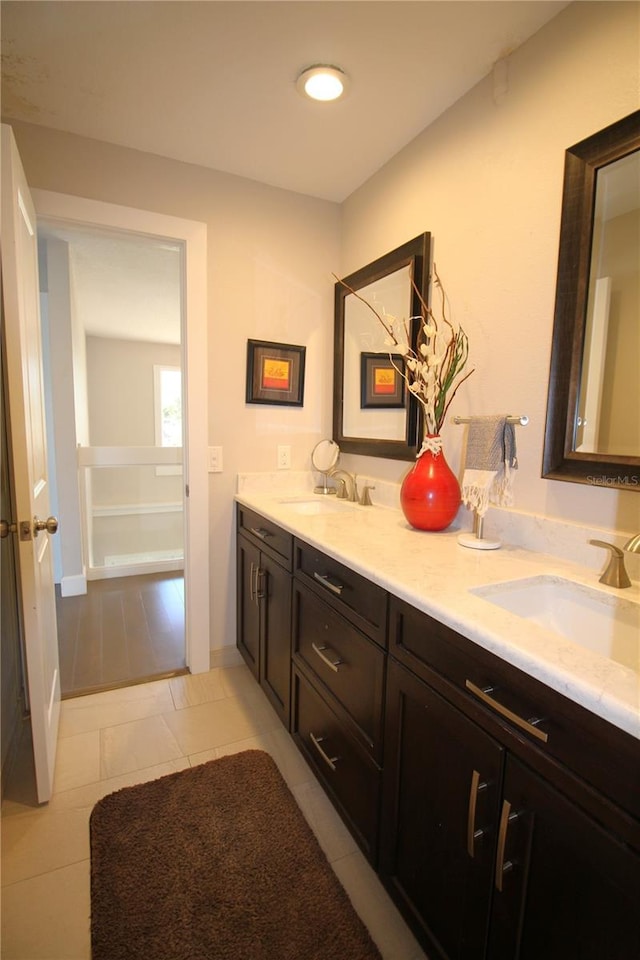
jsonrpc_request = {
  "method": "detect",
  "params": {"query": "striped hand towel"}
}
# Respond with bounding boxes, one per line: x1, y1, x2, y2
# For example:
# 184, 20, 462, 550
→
461, 415, 518, 517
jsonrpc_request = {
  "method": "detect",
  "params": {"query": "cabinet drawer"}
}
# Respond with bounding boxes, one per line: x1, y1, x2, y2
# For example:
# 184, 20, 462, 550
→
292, 668, 381, 864
292, 581, 385, 759
389, 595, 640, 832
237, 504, 292, 570
294, 539, 387, 646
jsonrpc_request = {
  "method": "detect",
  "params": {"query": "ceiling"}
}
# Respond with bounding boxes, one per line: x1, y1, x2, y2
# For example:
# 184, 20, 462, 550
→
2, 0, 569, 203
38, 223, 183, 344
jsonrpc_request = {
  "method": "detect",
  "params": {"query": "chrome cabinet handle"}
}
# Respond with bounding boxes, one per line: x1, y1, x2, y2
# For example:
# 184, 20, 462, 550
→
465, 680, 549, 744
311, 642, 343, 673
467, 769, 488, 857
313, 571, 344, 596
249, 526, 272, 541
495, 799, 519, 891
249, 561, 261, 606
309, 732, 339, 771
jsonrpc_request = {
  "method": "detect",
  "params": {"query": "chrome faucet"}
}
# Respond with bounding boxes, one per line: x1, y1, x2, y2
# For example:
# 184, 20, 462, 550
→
589, 539, 632, 588
624, 533, 640, 554
359, 483, 375, 506
329, 469, 359, 502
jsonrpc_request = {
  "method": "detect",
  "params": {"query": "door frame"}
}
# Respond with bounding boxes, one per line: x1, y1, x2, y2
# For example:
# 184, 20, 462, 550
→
32, 190, 210, 674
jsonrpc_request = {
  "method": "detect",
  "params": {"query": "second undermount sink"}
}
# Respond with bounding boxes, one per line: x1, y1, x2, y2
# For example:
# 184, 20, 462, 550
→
471, 575, 639, 672
277, 497, 354, 516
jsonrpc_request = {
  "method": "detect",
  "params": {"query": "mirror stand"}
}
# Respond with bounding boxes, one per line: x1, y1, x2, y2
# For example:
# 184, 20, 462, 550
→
311, 439, 340, 494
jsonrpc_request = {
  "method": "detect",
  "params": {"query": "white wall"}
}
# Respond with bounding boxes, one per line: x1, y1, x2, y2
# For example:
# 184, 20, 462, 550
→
41, 238, 85, 595
339, 0, 639, 536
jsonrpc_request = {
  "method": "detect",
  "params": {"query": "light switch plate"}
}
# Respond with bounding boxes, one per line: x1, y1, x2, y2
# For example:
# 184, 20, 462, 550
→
208, 446, 223, 473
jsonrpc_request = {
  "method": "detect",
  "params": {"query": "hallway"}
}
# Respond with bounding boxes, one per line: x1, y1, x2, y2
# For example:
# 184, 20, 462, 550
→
56, 572, 186, 698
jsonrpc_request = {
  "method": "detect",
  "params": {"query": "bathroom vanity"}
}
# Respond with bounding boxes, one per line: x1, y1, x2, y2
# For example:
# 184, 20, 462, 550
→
235, 490, 639, 960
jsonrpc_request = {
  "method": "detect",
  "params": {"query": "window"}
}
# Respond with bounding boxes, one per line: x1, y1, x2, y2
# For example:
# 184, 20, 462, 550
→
154, 365, 182, 474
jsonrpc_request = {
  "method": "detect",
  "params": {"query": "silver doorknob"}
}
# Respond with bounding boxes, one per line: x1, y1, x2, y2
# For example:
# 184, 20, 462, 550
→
0, 519, 17, 539
33, 516, 59, 536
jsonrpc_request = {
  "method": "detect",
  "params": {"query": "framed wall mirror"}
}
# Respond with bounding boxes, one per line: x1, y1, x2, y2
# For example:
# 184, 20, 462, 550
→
542, 111, 640, 490
333, 233, 431, 460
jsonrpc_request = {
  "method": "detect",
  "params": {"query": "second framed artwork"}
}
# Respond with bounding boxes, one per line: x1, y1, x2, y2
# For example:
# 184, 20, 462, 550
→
360, 353, 406, 409
246, 339, 306, 406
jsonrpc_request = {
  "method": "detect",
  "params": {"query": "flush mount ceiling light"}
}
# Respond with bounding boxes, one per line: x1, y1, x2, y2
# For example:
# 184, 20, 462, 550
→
296, 65, 349, 102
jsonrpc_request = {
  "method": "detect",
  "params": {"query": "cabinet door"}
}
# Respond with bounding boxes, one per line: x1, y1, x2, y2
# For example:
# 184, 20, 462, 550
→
381, 659, 503, 960
488, 755, 640, 960
260, 551, 292, 727
236, 536, 260, 681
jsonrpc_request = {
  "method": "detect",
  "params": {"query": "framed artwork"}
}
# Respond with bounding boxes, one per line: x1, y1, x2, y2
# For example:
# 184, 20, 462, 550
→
246, 339, 306, 406
360, 353, 406, 408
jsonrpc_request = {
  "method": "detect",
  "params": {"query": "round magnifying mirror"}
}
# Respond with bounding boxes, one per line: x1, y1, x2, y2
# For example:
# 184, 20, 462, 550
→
311, 439, 340, 494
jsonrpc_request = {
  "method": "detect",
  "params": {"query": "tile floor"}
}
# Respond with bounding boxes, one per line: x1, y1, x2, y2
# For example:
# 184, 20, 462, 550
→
1, 662, 427, 960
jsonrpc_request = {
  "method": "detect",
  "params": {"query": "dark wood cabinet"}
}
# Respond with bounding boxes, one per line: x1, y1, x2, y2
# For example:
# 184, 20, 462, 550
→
488, 755, 640, 960
236, 503, 639, 958
381, 658, 504, 960
290, 538, 388, 864
292, 666, 382, 860
382, 598, 640, 960
236, 506, 292, 728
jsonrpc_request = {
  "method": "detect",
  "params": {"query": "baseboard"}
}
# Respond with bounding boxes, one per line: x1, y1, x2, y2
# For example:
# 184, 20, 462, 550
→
60, 573, 87, 597
87, 559, 184, 581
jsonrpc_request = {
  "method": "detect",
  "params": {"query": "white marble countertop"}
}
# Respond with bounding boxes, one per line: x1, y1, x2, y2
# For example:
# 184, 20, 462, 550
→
235, 488, 640, 739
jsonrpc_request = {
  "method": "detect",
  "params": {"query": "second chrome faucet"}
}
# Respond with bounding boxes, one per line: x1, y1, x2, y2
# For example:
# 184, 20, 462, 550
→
589, 535, 640, 588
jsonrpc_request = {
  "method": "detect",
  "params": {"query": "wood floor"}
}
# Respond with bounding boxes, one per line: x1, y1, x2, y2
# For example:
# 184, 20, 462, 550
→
56, 572, 186, 699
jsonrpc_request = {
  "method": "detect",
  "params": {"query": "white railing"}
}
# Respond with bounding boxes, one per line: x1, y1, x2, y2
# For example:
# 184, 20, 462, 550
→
77, 446, 184, 580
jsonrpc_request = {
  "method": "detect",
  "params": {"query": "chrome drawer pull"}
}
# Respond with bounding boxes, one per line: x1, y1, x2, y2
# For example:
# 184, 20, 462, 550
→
311, 642, 343, 673
309, 732, 339, 771
467, 769, 488, 858
465, 680, 549, 744
313, 571, 344, 596
250, 526, 272, 541
495, 799, 520, 891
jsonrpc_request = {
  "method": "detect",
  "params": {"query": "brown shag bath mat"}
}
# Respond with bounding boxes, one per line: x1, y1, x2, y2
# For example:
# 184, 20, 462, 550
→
90, 749, 382, 959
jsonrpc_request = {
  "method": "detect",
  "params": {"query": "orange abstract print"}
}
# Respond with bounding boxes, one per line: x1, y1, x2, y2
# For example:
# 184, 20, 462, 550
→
261, 356, 291, 391
373, 366, 396, 395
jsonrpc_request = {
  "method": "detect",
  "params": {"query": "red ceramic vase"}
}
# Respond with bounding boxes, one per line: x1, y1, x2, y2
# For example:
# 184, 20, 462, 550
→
400, 438, 461, 531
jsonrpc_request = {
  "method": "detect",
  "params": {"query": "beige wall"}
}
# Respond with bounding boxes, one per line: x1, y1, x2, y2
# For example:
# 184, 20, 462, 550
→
87, 336, 181, 447
86, 336, 183, 510
340, 0, 639, 534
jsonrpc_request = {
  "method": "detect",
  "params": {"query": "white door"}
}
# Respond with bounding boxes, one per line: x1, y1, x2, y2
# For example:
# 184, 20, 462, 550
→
2, 124, 60, 803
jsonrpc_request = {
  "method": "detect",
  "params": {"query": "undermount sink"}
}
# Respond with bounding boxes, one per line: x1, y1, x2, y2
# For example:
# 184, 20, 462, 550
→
471, 576, 639, 672
277, 497, 353, 516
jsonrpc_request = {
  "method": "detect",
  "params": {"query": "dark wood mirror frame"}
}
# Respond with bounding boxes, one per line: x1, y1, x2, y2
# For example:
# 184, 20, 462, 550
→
542, 111, 640, 491
333, 233, 431, 460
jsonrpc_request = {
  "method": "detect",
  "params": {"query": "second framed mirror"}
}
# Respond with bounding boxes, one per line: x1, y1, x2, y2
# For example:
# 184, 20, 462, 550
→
333, 233, 431, 460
